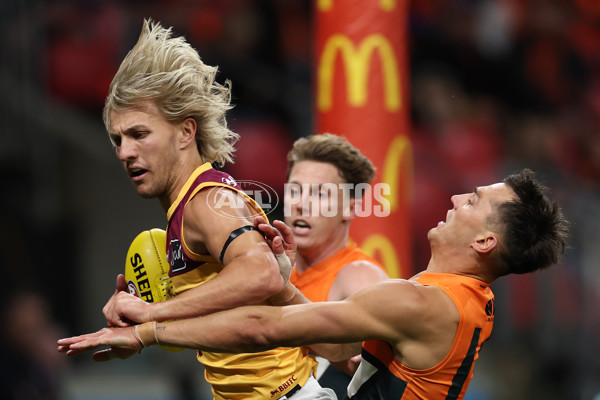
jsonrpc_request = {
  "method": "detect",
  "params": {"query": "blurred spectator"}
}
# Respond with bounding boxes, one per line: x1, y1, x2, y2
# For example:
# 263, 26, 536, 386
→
45, 1, 126, 112
0, 292, 66, 400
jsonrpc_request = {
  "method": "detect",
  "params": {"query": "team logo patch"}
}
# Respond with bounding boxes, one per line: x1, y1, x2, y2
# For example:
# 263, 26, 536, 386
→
168, 239, 186, 272
221, 176, 238, 187
485, 298, 495, 320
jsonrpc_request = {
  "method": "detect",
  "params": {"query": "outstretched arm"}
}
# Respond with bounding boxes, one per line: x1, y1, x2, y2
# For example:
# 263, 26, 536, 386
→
59, 280, 411, 361
59, 303, 366, 361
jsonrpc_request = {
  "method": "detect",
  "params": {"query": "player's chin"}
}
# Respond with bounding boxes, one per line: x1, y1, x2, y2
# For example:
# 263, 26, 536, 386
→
426, 227, 439, 241
295, 238, 313, 251
134, 185, 159, 199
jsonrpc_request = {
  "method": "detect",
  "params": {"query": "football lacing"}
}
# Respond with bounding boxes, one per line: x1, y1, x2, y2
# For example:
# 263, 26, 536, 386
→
158, 276, 174, 299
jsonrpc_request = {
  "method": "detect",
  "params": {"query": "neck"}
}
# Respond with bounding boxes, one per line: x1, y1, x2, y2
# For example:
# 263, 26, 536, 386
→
159, 155, 205, 212
295, 230, 349, 273
425, 252, 496, 284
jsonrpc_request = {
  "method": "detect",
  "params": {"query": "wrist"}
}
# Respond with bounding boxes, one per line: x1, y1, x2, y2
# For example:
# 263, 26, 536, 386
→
136, 321, 157, 347
270, 282, 297, 306
148, 301, 168, 323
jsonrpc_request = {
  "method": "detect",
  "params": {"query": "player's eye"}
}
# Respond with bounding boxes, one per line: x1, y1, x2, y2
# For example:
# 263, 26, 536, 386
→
111, 136, 121, 147
132, 131, 148, 139
287, 185, 301, 197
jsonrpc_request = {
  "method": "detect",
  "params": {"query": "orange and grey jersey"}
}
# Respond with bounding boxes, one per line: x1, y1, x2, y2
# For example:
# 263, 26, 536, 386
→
346, 272, 495, 400
290, 243, 384, 302
166, 163, 317, 400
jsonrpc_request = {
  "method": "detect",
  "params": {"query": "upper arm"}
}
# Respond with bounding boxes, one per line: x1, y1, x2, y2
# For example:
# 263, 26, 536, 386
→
335, 280, 429, 343
181, 187, 283, 294
328, 260, 390, 301
302, 280, 457, 356
182, 187, 258, 256
271, 280, 424, 349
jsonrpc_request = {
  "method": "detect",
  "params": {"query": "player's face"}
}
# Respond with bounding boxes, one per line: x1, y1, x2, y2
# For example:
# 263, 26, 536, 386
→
428, 182, 515, 247
108, 101, 181, 201
285, 160, 353, 257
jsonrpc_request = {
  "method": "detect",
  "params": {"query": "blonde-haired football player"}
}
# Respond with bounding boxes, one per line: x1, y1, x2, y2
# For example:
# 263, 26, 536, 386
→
75, 20, 333, 400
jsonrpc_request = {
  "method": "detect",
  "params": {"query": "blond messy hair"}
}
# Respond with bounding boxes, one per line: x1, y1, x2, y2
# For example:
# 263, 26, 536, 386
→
103, 19, 238, 166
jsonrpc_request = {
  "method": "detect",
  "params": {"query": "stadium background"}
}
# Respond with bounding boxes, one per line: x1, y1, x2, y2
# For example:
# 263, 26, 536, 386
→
1, 1, 599, 399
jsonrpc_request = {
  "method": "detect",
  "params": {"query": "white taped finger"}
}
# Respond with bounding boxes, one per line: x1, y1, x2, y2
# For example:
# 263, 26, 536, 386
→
275, 252, 293, 283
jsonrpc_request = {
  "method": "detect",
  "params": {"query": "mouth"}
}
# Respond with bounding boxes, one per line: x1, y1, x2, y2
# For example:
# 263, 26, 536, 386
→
438, 210, 452, 226
128, 167, 148, 181
443, 210, 451, 223
291, 219, 311, 235
437, 211, 450, 227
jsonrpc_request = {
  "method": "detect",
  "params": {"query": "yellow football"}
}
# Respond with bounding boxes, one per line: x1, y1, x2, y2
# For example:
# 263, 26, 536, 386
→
124, 228, 183, 352
124, 229, 173, 303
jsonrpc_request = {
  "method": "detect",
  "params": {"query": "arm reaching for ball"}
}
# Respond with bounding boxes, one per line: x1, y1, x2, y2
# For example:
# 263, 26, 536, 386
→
58, 283, 389, 362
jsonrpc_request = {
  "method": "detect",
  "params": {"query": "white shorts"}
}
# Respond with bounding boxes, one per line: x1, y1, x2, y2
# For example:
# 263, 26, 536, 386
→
280, 375, 338, 400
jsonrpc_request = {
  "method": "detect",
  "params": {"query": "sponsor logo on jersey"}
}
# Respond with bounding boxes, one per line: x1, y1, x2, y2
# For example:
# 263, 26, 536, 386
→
270, 375, 298, 398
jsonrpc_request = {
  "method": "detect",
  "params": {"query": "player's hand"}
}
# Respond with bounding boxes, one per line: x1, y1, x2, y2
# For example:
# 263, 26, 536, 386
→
57, 326, 141, 361
254, 217, 295, 283
103, 274, 153, 327
254, 217, 297, 268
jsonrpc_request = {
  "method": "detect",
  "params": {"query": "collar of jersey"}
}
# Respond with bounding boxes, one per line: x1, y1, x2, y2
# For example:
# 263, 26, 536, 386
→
166, 162, 213, 219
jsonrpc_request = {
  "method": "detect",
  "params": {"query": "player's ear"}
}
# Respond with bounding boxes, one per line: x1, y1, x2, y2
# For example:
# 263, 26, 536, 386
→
179, 117, 197, 149
472, 232, 497, 254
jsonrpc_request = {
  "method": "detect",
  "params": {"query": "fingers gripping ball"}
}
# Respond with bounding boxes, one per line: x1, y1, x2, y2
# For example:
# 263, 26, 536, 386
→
124, 229, 183, 352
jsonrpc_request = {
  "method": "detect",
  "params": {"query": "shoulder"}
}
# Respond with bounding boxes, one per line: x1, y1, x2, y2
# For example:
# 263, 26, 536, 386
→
339, 260, 388, 279
344, 279, 419, 316
184, 186, 256, 226
180, 186, 261, 254
328, 260, 389, 301
350, 279, 457, 331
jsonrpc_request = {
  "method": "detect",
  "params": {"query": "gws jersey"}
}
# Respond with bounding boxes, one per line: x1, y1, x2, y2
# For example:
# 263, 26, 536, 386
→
346, 272, 494, 400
